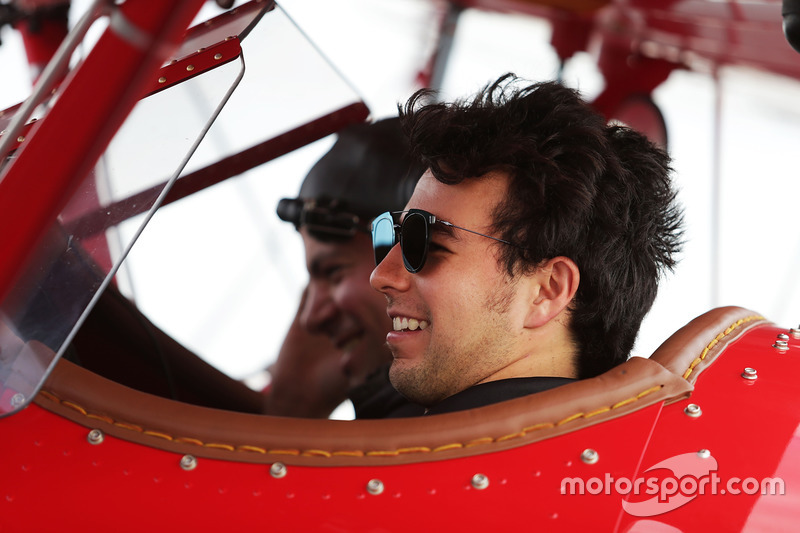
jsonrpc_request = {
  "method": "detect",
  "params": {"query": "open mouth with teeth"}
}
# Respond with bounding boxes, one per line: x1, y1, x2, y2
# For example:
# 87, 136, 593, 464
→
392, 317, 429, 331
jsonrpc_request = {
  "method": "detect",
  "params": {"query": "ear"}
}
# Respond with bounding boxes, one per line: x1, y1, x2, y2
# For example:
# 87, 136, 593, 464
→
523, 256, 580, 329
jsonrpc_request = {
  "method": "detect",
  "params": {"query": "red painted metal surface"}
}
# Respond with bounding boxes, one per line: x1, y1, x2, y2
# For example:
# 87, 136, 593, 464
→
2, 1, 800, 530
619, 1, 799, 80
2, 322, 798, 530
445, 0, 800, 124
146, 37, 241, 97
0, 396, 661, 530
619, 324, 800, 532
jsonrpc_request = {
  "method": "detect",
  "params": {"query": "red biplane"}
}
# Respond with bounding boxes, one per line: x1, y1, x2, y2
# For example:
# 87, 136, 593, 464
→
1, 0, 799, 530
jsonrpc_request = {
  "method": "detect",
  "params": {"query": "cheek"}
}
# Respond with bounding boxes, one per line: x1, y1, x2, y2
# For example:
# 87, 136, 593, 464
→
419, 269, 499, 326
334, 274, 388, 319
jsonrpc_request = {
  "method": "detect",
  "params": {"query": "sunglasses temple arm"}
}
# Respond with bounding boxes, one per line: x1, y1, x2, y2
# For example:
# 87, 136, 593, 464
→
438, 221, 513, 246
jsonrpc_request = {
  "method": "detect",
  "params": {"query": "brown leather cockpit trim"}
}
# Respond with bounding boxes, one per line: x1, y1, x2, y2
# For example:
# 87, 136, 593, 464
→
36, 355, 689, 466
649, 306, 769, 386
32, 306, 771, 466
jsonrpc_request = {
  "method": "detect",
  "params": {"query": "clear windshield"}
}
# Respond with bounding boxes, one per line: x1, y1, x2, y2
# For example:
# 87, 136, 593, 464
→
0, 5, 257, 417
0, 0, 368, 417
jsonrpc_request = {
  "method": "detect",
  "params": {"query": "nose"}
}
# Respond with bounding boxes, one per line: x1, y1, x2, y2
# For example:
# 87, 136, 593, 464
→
299, 282, 336, 334
370, 243, 411, 295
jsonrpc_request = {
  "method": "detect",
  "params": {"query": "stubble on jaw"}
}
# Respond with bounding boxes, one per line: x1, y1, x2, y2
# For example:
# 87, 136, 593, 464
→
387, 275, 521, 407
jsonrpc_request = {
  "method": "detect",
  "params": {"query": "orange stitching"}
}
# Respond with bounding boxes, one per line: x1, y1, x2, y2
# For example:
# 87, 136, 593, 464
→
268, 449, 301, 456
205, 443, 236, 451
86, 413, 114, 424
637, 385, 663, 399
497, 431, 525, 442
557, 412, 584, 425
302, 449, 332, 458
522, 422, 555, 432
175, 437, 205, 446
682, 315, 764, 380
433, 443, 464, 452
331, 450, 365, 457
366, 450, 400, 457
114, 422, 143, 432
584, 407, 611, 418
37, 382, 666, 458
143, 430, 173, 441
465, 438, 494, 448
39, 390, 59, 403
396, 446, 432, 454
612, 397, 637, 409
237, 445, 267, 454
62, 400, 87, 415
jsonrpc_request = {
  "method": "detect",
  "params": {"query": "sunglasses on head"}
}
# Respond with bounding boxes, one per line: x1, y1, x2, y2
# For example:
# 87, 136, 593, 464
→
371, 209, 514, 273
277, 198, 366, 241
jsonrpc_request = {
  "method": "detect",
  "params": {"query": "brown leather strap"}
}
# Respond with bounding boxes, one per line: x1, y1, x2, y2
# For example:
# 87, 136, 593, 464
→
35, 306, 766, 466
36, 355, 689, 466
649, 306, 768, 385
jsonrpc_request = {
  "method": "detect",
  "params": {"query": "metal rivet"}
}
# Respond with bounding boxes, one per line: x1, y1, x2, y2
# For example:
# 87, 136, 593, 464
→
270, 462, 287, 479
87, 429, 104, 445
214, 53, 223, 60
790, 327, 800, 339
697, 449, 711, 459
196, 47, 206, 53
777, 333, 790, 341
773, 340, 789, 351
742, 367, 758, 380
684, 403, 702, 417
10, 393, 25, 408
366, 479, 384, 495
471, 473, 489, 490
180, 455, 198, 471
158, 76, 166, 83
580, 448, 599, 465
186, 64, 195, 72
16, 136, 24, 143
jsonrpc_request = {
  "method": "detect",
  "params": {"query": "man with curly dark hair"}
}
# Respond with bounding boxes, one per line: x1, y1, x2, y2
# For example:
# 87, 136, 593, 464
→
370, 74, 684, 415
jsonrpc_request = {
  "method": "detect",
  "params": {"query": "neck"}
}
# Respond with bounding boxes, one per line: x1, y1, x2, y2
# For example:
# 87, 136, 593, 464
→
478, 318, 579, 385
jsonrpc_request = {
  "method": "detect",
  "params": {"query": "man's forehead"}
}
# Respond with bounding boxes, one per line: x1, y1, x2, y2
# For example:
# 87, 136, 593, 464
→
404, 171, 510, 228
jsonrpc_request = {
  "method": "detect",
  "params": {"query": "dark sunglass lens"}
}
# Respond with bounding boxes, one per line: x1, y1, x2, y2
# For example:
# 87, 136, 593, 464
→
372, 213, 396, 266
401, 212, 428, 272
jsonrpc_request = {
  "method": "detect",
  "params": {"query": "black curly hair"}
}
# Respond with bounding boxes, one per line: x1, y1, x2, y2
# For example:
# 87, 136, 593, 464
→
398, 74, 684, 378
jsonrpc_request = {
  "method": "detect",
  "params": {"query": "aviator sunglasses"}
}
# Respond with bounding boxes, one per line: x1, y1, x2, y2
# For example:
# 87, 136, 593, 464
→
372, 209, 514, 273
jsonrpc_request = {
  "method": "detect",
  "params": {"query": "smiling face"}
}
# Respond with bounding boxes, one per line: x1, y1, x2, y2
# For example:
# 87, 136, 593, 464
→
300, 230, 393, 390
370, 171, 537, 407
